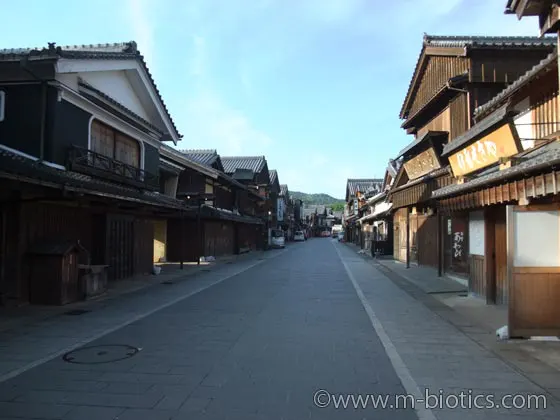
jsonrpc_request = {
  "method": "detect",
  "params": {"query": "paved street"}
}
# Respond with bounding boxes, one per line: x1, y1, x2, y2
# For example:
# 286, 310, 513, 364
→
1, 239, 559, 419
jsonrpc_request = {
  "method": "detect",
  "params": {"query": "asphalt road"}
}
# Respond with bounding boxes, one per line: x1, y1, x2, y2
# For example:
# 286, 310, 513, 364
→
0, 238, 558, 419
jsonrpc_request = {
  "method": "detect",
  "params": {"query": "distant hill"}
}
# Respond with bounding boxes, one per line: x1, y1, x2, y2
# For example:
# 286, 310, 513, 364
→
291, 192, 345, 209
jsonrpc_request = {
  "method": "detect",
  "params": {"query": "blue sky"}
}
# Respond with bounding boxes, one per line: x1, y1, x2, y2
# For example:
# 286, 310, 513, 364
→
1, 0, 540, 198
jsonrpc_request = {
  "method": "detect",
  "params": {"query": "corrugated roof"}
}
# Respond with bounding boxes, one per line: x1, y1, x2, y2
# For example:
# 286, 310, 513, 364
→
346, 179, 384, 197
269, 169, 278, 185
280, 184, 288, 196
474, 49, 558, 120
221, 156, 266, 175
0, 41, 181, 141
179, 149, 219, 168
433, 141, 560, 199
400, 34, 556, 119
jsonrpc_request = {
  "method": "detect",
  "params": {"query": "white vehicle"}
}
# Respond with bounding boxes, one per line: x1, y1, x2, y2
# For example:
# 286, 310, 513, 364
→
294, 231, 305, 241
271, 229, 285, 248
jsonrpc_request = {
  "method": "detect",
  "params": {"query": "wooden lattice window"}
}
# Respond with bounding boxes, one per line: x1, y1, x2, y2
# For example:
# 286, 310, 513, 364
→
90, 120, 141, 168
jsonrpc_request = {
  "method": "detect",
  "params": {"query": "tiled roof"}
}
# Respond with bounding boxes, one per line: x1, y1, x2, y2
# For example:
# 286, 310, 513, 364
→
0, 41, 181, 140
347, 179, 384, 197
269, 169, 278, 185
400, 34, 556, 118
179, 149, 220, 168
433, 141, 560, 199
474, 49, 558, 120
221, 156, 266, 175
280, 184, 288, 196
0, 146, 189, 210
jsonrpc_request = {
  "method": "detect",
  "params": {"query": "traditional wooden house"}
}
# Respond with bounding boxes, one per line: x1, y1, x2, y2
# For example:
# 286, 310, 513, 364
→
358, 160, 400, 256
505, 0, 560, 37
390, 34, 556, 274
0, 41, 188, 305
344, 179, 383, 245
171, 149, 265, 259
433, 49, 560, 338
220, 156, 271, 248
268, 170, 281, 231
279, 184, 293, 238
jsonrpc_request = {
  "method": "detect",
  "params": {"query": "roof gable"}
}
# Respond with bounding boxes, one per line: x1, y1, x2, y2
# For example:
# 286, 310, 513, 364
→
221, 156, 266, 175
400, 34, 556, 121
269, 169, 280, 193
0, 42, 181, 144
179, 149, 223, 171
345, 178, 384, 201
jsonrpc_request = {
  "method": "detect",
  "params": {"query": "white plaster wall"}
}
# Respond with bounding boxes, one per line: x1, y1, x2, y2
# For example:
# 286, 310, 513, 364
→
57, 73, 79, 90
514, 97, 534, 150
469, 210, 485, 256
80, 71, 151, 121
514, 210, 560, 267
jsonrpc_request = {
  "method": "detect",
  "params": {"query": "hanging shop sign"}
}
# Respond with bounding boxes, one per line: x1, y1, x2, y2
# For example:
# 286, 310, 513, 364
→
448, 122, 522, 177
403, 147, 441, 180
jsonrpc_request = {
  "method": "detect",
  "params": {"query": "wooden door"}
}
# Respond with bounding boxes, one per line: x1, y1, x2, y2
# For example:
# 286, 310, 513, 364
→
494, 208, 507, 305
106, 215, 134, 281
418, 215, 438, 268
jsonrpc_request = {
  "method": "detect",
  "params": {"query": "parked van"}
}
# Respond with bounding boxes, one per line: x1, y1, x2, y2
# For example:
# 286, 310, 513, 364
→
271, 229, 285, 248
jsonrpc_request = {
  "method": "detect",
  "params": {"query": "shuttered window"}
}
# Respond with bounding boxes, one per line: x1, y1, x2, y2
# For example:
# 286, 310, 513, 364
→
90, 120, 141, 168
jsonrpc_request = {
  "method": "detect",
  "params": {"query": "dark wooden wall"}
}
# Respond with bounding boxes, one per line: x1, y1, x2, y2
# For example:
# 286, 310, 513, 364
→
469, 49, 554, 84
469, 255, 485, 297
204, 221, 234, 257
449, 92, 469, 141
2, 201, 92, 304
409, 56, 469, 117
417, 215, 438, 268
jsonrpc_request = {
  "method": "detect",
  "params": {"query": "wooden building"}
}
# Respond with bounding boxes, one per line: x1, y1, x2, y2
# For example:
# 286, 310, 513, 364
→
505, 0, 560, 37
390, 34, 556, 275
0, 41, 188, 306
358, 160, 400, 256
171, 149, 265, 260
344, 179, 383, 245
433, 49, 560, 337
220, 156, 271, 249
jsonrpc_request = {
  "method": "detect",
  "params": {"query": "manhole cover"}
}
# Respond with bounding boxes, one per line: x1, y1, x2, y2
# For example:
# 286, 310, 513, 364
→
161, 280, 174, 285
64, 309, 90, 316
62, 344, 140, 364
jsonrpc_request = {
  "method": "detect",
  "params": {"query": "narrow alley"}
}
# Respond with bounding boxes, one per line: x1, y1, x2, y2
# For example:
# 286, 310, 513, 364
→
0, 239, 558, 420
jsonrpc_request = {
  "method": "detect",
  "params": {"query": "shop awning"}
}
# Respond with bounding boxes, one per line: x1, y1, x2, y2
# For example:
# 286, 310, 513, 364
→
358, 202, 393, 223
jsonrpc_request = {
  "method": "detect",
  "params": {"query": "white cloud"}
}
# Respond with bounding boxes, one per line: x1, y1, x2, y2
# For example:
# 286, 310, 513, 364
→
179, 90, 273, 155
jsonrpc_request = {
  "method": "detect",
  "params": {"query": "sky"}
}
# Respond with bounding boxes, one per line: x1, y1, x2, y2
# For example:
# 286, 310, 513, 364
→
0, 0, 541, 198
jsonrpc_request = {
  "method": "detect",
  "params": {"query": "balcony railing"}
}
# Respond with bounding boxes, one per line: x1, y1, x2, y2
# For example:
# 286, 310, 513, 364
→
67, 146, 159, 191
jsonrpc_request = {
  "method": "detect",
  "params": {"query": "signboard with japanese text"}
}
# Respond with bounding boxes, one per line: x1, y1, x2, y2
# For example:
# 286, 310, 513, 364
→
403, 147, 441, 180
448, 123, 521, 177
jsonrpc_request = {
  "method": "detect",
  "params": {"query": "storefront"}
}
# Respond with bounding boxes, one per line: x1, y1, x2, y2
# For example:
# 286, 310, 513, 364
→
433, 49, 560, 337
389, 132, 454, 269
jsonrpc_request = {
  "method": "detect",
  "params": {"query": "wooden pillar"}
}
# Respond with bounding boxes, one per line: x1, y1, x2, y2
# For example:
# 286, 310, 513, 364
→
484, 207, 496, 304
406, 208, 410, 269
437, 209, 443, 277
